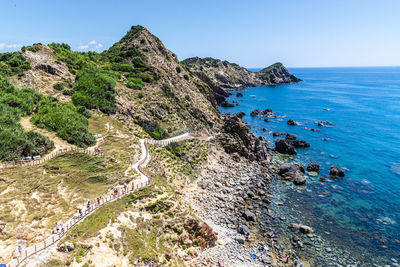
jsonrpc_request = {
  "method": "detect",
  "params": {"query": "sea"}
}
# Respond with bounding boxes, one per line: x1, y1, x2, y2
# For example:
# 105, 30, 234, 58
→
220, 67, 400, 266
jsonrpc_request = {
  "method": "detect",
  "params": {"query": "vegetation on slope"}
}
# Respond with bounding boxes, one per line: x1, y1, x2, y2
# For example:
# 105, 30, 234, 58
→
0, 74, 54, 161
31, 97, 96, 147
0, 51, 30, 76
48, 40, 154, 115
72, 67, 118, 114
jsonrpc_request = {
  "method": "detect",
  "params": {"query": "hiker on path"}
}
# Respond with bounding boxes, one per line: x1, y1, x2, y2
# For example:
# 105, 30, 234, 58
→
79, 208, 83, 218
124, 183, 127, 192
87, 201, 91, 211
18, 245, 22, 256
97, 197, 100, 206
60, 224, 65, 234
55, 222, 59, 233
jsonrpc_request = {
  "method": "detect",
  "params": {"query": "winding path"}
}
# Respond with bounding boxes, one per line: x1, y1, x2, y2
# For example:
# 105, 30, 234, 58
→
6, 132, 194, 267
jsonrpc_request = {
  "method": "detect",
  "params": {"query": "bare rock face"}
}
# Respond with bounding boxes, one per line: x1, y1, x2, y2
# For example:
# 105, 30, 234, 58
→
114, 26, 223, 133
182, 57, 301, 108
220, 115, 272, 163
10, 44, 74, 102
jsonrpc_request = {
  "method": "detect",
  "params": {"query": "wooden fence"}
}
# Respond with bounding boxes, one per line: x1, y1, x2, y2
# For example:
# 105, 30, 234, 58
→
5, 133, 192, 266
0, 142, 105, 170
6, 178, 151, 267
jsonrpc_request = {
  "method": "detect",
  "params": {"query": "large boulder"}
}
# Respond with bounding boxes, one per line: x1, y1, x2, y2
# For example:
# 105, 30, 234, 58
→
289, 223, 314, 235
242, 210, 256, 222
236, 92, 243, 97
330, 166, 345, 177
285, 134, 310, 148
273, 132, 287, 137
250, 108, 274, 117
287, 119, 296, 125
236, 112, 245, 119
307, 162, 320, 173
279, 163, 305, 176
220, 100, 234, 107
221, 115, 272, 162
291, 140, 310, 148
279, 164, 306, 185
275, 139, 297, 155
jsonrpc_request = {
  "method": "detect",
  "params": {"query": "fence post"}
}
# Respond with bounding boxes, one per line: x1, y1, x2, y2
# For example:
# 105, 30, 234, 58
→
44, 240, 46, 249
35, 245, 37, 254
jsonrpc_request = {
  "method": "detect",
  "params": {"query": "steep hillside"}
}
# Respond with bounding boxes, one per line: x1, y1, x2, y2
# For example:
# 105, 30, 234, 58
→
112, 26, 222, 135
0, 26, 297, 266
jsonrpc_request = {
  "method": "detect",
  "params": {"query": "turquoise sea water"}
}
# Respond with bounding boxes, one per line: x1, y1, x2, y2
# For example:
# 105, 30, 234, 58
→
220, 67, 400, 265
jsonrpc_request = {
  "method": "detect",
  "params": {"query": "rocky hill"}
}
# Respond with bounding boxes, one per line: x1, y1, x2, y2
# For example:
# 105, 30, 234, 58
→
0, 26, 300, 266
182, 57, 301, 90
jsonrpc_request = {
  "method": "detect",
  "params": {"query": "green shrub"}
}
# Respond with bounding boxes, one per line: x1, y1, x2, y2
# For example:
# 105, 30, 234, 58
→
126, 77, 143, 89
62, 90, 73, 96
0, 52, 30, 76
77, 106, 92, 118
72, 66, 117, 114
53, 83, 64, 91
0, 74, 54, 161
183, 74, 189, 81
31, 97, 95, 147
176, 66, 181, 73
111, 63, 134, 72
21, 43, 41, 53
127, 72, 153, 83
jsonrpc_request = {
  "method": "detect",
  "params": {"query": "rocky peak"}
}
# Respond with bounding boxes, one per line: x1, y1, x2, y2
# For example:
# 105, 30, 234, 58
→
256, 62, 301, 84
117, 25, 178, 65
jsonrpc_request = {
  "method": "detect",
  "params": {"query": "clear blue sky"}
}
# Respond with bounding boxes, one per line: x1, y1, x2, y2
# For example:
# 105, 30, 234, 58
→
1, 0, 399, 67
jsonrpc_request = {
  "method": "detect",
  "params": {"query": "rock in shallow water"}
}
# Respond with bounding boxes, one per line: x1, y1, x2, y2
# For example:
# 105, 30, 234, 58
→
307, 161, 320, 173
330, 166, 345, 177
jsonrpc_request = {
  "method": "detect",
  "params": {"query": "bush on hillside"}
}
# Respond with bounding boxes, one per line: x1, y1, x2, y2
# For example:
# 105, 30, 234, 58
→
53, 83, 64, 91
126, 77, 143, 89
72, 67, 117, 114
31, 97, 96, 147
0, 52, 31, 76
0, 74, 54, 161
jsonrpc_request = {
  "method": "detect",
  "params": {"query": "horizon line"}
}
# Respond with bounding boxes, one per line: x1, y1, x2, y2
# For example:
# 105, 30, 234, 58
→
248, 65, 400, 69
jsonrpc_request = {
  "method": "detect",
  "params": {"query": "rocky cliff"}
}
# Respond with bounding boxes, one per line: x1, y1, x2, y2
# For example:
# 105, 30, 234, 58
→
181, 57, 301, 91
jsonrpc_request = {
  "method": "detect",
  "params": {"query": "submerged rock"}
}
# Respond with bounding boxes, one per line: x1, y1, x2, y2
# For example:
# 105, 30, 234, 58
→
236, 92, 243, 97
